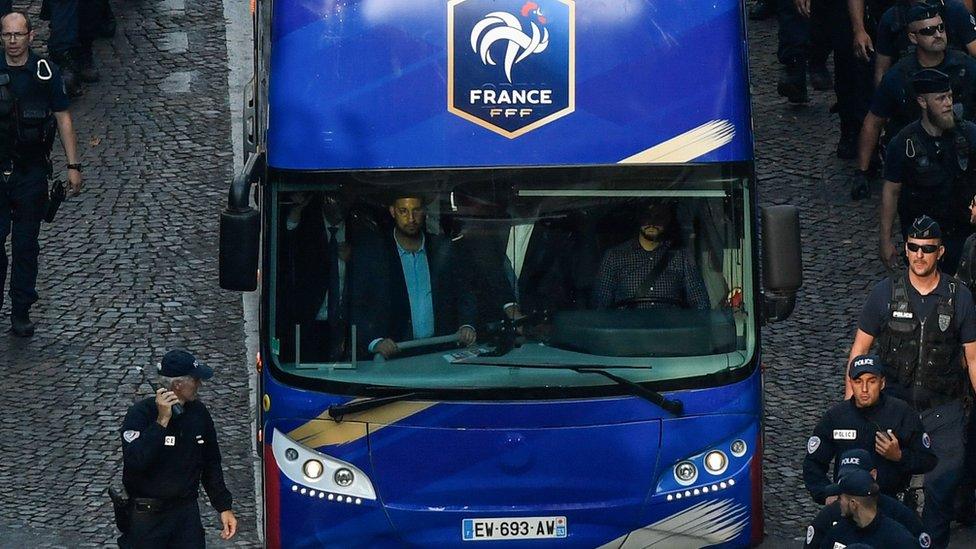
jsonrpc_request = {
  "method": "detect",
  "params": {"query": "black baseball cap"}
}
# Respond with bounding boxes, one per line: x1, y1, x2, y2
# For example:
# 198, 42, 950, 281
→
837, 449, 876, 475
159, 350, 213, 380
849, 354, 885, 379
825, 469, 879, 498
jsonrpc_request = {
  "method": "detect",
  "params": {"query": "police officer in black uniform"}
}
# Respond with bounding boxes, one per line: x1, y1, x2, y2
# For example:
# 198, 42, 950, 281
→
119, 350, 238, 548
818, 469, 920, 548
877, 70, 976, 271
805, 448, 928, 549
853, 5, 976, 201
804, 354, 936, 503
0, 11, 81, 337
849, 215, 976, 548
873, 0, 976, 86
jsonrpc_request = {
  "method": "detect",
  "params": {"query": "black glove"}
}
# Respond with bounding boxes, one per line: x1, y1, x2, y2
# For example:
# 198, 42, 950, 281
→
850, 169, 871, 201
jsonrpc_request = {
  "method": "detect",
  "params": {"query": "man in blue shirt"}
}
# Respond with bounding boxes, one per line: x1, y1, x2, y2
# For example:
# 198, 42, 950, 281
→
355, 194, 477, 359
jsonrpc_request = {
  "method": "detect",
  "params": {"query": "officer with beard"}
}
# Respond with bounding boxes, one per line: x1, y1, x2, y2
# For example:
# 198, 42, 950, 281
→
878, 69, 976, 272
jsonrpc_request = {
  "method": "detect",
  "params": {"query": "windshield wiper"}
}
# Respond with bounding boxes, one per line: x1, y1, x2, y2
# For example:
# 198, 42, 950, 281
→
328, 392, 419, 421
574, 367, 683, 416
456, 361, 683, 416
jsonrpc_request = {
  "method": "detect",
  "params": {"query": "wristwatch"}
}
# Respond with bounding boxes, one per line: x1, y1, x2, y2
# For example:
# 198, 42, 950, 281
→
67, 163, 82, 172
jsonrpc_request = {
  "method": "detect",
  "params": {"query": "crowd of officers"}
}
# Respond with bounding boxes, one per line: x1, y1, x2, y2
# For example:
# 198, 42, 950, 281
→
800, 213, 976, 549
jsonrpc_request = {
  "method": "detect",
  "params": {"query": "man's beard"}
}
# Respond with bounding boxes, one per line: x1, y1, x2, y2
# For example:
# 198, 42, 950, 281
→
930, 107, 956, 130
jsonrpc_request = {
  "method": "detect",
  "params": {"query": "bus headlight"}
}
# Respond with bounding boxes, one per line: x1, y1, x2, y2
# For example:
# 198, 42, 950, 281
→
730, 439, 747, 458
303, 459, 324, 479
271, 428, 376, 501
334, 468, 354, 487
674, 461, 698, 485
704, 450, 728, 475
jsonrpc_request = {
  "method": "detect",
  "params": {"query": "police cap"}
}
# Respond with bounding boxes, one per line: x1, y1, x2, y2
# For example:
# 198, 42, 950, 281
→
824, 469, 880, 498
906, 2, 942, 24
907, 215, 942, 239
848, 354, 885, 379
159, 349, 214, 380
837, 448, 876, 475
912, 68, 951, 95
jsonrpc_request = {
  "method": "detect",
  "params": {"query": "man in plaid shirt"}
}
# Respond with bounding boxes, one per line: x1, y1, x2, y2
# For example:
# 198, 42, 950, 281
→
592, 202, 710, 310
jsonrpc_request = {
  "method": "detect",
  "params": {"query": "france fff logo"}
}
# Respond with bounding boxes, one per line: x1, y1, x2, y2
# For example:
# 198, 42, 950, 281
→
448, 0, 575, 138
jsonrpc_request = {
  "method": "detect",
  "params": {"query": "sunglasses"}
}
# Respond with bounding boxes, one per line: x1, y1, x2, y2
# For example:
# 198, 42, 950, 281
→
913, 23, 945, 37
907, 242, 940, 253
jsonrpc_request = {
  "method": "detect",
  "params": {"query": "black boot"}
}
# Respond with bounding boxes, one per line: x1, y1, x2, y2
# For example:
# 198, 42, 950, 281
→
748, 0, 775, 20
777, 63, 808, 104
49, 50, 85, 96
809, 63, 832, 91
76, 46, 100, 83
11, 308, 35, 338
837, 120, 860, 160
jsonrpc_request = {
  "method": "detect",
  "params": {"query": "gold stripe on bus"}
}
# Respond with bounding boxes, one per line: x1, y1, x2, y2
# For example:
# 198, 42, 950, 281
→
286, 401, 439, 448
618, 120, 735, 164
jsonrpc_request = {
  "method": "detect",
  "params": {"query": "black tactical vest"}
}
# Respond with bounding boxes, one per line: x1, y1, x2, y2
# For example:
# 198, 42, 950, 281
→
878, 275, 965, 404
11, 54, 57, 161
898, 121, 973, 233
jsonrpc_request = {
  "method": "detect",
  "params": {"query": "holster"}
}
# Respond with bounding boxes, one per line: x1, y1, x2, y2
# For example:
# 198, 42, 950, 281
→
43, 179, 64, 223
108, 485, 131, 534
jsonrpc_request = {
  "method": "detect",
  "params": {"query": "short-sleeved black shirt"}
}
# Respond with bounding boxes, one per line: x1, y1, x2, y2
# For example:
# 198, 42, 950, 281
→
858, 274, 976, 342
876, 0, 976, 59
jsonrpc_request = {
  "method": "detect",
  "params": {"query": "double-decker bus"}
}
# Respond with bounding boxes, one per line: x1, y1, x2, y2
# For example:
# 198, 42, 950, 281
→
220, 1, 802, 547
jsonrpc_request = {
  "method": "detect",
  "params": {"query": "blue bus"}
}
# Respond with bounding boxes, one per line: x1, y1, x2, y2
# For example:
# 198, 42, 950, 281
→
219, 1, 802, 547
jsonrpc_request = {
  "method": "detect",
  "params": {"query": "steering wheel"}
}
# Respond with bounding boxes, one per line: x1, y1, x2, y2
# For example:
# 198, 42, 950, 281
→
611, 296, 685, 309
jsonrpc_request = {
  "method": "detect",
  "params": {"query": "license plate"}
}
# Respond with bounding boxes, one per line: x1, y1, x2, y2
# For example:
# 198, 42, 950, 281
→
462, 517, 568, 541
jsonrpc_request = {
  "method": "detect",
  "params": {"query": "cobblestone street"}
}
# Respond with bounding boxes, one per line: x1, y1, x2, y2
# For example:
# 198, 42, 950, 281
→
0, 0, 258, 546
0, 1, 972, 547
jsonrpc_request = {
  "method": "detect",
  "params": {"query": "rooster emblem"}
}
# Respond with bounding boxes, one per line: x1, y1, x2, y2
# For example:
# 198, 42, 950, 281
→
470, 1, 550, 84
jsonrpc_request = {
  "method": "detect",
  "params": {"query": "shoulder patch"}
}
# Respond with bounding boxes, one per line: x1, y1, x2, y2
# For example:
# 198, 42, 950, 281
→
923, 432, 932, 448
920, 532, 932, 548
806, 525, 815, 545
122, 430, 140, 443
808, 436, 821, 454
833, 542, 847, 549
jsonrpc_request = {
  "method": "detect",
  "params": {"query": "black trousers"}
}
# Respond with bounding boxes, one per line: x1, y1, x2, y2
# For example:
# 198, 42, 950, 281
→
778, 0, 872, 129
118, 500, 205, 549
0, 166, 47, 315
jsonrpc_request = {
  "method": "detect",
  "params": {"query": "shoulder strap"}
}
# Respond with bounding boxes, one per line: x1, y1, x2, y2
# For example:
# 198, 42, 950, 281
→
890, 275, 911, 312
637, 249, 672, 297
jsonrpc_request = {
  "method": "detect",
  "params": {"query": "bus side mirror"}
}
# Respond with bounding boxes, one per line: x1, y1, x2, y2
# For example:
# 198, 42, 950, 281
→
761, 205, 802, 323
219, 153, 263, 291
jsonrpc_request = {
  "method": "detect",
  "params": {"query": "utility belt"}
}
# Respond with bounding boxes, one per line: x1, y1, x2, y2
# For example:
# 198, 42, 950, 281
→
130, 495, 197, 514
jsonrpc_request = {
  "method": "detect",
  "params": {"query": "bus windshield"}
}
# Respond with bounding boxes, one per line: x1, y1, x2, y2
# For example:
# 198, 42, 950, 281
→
269, 164, 754, 391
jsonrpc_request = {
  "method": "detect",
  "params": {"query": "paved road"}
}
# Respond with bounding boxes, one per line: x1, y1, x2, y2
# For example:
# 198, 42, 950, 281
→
1, 1, 975, 548
0, 0, 258, 546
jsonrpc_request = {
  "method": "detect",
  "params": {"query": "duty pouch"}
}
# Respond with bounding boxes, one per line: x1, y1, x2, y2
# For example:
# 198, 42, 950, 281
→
43, 179, 64, 223
108, 485, 131, 533
16, 106, 55, 153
